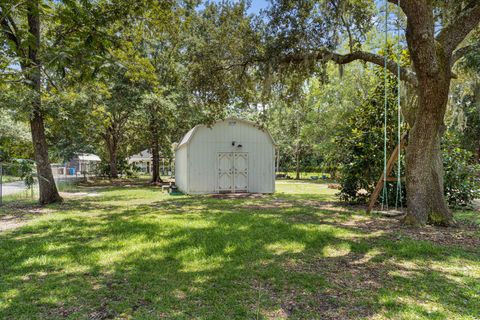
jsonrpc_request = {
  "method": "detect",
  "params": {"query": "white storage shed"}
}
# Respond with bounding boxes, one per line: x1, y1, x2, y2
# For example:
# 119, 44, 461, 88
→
175, 118, 275, 194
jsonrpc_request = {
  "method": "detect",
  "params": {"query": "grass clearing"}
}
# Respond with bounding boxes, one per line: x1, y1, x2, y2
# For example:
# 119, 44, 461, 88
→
0, 180, 479, 319
1, 175, 22, 183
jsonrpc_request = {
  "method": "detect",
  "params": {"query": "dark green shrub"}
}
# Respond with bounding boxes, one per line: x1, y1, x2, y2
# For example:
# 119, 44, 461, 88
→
443, 137, 480, 208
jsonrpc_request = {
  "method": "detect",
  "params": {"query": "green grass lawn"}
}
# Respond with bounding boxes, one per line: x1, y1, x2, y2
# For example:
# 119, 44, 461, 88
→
1, 175, 22, 183
276, 171, 332, 180
0, 180, 479, 319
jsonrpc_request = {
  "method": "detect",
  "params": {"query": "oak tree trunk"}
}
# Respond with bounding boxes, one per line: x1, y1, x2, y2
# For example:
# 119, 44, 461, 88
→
295, 142, 301, 180
404, 76, 454, 226
400, 1, 460, 226
30, 110, 63, 204
151, 141, 162, 184
104, 126, 119, 179
295, 153, 301, 180
26, 0, 62, 204
108, 146, 118, 179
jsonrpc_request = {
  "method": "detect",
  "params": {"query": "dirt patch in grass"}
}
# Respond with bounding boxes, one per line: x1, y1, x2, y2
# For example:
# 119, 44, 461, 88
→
0, 203, 50, 233
237, 198, 357, 212
240, 199, 294, 210
60, 192, 101, 198
400, 222, 480, 248
253, 256, 380, 319
275, 198, 480, 249
241, 198, 480, 249
299, 199, 366, 212
46, 303, 81, 319
285, 256, 385, 319
209, 193, 269, 199
0, 214, 30, 232
336, 216, 480, 248
240, 199, 364, 212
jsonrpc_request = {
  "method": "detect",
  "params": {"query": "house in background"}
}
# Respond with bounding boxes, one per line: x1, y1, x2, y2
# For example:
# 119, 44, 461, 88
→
175, 118, 276, 194
66, 153, 101, 175
127, 149, 152, 173
127, 149, 167, 174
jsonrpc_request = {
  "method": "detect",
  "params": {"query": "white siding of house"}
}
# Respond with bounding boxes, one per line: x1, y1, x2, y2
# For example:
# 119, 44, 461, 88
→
176, 119, 275, 194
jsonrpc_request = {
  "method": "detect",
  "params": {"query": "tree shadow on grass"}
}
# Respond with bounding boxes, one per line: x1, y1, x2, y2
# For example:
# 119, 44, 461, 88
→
0, 190, 479, 319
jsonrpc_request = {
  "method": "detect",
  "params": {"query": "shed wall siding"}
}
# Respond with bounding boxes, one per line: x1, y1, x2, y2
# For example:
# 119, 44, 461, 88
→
175, 146, 188, 193
182, 120, 274, 194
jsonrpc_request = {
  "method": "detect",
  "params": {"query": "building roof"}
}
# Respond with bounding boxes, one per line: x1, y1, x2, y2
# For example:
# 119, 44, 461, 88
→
77, 153, 101, 161
178, 127, 196, 147
127, 149, 163, 162
127, 149, 152, 162
176, 118, 276, 150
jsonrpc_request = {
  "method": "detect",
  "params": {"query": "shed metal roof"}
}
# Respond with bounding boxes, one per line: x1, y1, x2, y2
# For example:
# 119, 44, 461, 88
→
176, 118, 276, 150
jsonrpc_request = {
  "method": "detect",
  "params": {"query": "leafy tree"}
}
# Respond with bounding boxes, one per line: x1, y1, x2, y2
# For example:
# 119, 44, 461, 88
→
267, 86, 319, 179
300, 63, 377, 179
261, 0, 480, 226
0, 109, 32, 162
447, 27, 480, 160
335, 66, 402, 204
44, 85, 102, 162
136, 92, 176, 183
442, 133, 480, 208
131, 3, 191, 183
0, 0, 149, 202
184, 0, 262, 119
0, 0, 62, 203
194, 0, 480, 225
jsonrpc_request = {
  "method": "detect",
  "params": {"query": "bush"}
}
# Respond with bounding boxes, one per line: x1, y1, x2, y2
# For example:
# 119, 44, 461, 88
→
97, 158, 132, 178
334, 72, 480, 209
1, 160, 35, 189
443, 144, 480, 208
332, 66, 406, 205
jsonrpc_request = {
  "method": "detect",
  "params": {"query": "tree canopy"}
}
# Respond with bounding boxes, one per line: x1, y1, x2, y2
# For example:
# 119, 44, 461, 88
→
1, 0, 480, 226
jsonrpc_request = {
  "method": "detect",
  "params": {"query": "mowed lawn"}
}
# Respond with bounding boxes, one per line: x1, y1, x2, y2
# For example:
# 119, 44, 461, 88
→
0, 181, 479, 319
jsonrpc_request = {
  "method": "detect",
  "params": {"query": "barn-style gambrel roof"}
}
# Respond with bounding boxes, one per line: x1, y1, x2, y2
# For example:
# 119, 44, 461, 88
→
176, 118, 276, 150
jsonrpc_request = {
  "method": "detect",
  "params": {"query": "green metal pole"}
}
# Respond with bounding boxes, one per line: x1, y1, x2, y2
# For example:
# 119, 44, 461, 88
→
396, 0, 403, 211
382, 0, 389, 211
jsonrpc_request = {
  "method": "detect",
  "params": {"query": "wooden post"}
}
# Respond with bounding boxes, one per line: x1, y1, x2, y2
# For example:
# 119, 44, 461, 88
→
275, 147, 280, 174
366, 133, 407, 214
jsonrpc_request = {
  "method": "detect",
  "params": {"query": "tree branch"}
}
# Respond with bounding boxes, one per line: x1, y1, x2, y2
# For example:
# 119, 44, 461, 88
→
436, 3, 480, 55
280, 49, 418, 86
451, 43, 479, 67
0, 14, 21, 51
41, 67, 61, 92
387, 0, 412, 12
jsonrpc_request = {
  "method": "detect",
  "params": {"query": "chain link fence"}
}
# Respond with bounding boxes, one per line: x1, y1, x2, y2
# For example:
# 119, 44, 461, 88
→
0, 162, 84, 205
0, 161, 37, 205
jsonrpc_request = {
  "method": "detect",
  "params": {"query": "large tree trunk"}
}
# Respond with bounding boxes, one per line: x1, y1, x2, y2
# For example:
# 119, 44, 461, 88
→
147, 106, 162, 183
150, 139, 162, 184
294, 142, 301, 180
105, 130, 119, 179
400, 1, 456, 226
30, 111, 62, 204
403, 76, 454, 226
109, 150, 118, 178
108, 145, 118, 179
26, 0, 62, 204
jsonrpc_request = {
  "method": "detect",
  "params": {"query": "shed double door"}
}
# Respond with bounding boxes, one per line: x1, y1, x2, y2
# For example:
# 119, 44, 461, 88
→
217, 152, 248, 193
